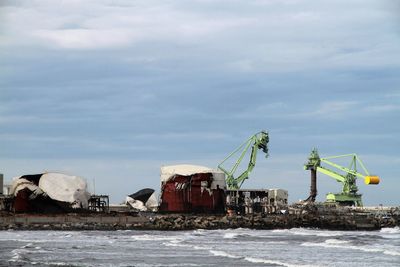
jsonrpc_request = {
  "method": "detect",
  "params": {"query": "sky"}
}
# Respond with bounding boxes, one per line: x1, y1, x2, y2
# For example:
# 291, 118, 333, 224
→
1, 0, 399, 205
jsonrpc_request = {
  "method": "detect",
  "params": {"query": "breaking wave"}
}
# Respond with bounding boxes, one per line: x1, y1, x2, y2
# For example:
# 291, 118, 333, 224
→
324, 239, 350, 244
244, 257, 322, 267
223, 232, 240, 239
272, 228, 343, 237
301, 240, 400, 256
209, 250, 242, 259
131, 234, 181, 241
380, 227, 400, 234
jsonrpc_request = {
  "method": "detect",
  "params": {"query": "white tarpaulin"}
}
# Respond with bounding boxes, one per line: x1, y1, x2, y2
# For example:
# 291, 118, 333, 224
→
160, 164, 226, 189
126, 197, 147, 211
38, 172, 90, 208
126, 192, 159, 212
145, 192, 158, 211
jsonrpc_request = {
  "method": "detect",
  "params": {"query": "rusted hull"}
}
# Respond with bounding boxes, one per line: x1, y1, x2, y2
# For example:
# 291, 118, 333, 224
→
159, 173, 225, 213
14, 188, 72, 213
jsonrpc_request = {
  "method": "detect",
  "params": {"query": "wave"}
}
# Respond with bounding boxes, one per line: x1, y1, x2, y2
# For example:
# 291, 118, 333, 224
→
324, 239, 350, 244
380, 226, 400, 234
244, 257, 321, 267
130, 234, 181, 241
272, 228, 343, 237
163, 242, 187, 248
301, 241, 400, 257
21, 242, 33, 248
223, 232, 240, 239
187, 243, 323, 267
209, 250, 242, 259
9, 248, 30, 263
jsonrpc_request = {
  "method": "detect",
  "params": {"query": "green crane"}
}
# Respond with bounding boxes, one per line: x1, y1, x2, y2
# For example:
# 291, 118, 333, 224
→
218, 131, 269, 190
304, 149, 380, 206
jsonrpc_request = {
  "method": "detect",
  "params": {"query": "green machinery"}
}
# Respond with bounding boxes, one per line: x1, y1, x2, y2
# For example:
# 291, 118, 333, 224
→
304, 149, 380, 206
218, 131, 269, 190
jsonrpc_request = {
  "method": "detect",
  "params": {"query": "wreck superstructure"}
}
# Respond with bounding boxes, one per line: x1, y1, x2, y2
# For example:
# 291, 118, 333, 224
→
159, 165, 226, 213
9, 172, 90, 213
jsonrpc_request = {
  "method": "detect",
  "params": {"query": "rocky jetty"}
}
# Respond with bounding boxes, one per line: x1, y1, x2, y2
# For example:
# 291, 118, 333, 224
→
146, 211, 398, 231
0, 204, 399, 231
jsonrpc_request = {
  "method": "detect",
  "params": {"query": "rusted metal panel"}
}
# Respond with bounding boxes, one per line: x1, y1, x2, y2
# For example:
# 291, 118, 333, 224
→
13, 188, 31, 212
13, 187, 72, 213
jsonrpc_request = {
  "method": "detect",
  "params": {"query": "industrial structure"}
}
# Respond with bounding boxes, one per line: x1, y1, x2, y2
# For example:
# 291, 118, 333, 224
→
226, 188, 288, 214
0, 131, 389, 222
159, 165, 226, 213
218, 130, 269, 190
217, 130, 287, 213
304, 149, 380, 206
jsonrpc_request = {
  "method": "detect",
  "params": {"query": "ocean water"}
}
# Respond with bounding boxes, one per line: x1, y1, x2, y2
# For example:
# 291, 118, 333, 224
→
0, 227, 399, 267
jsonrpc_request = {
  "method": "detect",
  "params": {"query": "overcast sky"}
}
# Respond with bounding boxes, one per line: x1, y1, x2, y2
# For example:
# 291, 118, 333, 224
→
1, 0, 399, 205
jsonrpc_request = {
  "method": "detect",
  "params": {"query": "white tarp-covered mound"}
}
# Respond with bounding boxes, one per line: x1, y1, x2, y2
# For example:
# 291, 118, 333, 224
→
160, 164, 226, 190
39, 173, 90, 209
10, 172, 90, 209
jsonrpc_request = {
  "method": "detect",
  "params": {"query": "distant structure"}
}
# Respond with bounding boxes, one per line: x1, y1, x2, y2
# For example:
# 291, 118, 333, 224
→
0, 173, 3, 195
159, 165, 226, 213
10, 172, 91, 213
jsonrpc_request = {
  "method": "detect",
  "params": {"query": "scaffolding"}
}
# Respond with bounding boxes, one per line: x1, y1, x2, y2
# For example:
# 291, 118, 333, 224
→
88, 195, 109, 213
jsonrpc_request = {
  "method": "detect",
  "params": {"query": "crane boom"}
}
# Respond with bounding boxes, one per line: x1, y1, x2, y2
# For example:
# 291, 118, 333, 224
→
218, 131, 269, 190
320, 154, 369, 180
316, 166, 346, 183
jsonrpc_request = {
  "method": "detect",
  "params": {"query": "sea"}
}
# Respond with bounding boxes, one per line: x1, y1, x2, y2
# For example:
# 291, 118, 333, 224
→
0, 227, 399, 267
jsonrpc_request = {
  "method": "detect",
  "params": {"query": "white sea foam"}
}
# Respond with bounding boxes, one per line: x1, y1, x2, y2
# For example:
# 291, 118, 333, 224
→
301, 241, 400, 257
380, 226, 400, 234
192, 229, 206, 236
163, 242, 187, 248
383, 250, 400, 256
272, 228, 342, 237
209, 250, 241, 259
162, 239, 187, 248
40, 262, 75, 266
9, 248, 29, 263
223, 232, 239, 239
324, 239, 350, 244
244, 257, 320, 267
130, 234, 181, 241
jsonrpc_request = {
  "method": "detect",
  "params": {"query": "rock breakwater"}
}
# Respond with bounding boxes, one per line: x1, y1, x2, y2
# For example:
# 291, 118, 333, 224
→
1, 208, 398, 231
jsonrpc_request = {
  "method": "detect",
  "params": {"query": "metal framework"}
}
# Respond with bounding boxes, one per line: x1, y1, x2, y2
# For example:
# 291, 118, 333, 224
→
304, 149, 380, 207
218, 131, 269, 190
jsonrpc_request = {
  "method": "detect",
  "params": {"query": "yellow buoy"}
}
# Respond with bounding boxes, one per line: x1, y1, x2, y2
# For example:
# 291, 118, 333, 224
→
365, 176, 380, 185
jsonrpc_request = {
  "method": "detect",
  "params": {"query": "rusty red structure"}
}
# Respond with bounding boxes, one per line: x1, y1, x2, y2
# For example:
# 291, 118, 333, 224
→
159, 165, 226, 214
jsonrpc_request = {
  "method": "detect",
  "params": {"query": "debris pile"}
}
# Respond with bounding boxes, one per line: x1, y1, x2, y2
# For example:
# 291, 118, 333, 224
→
126, 188, 158, 212
10, 172, 90, 213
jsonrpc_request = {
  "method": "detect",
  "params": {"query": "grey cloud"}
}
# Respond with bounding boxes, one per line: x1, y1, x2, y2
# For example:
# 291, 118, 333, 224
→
1, 0, 399, 204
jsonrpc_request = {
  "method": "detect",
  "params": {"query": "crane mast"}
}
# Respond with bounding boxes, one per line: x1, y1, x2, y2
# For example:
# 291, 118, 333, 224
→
218, 131, 269, 190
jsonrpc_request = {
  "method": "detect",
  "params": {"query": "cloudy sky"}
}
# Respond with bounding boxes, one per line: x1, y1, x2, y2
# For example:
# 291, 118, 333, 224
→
1, 0, 399, 205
